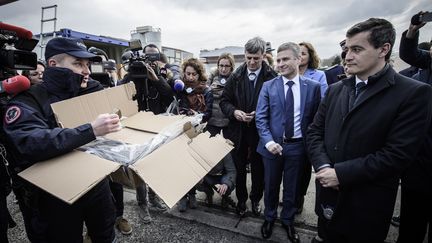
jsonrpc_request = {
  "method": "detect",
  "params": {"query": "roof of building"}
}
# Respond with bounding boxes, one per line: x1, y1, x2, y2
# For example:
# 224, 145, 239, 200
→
36, 28, 130, 47
199, 46, 244, 58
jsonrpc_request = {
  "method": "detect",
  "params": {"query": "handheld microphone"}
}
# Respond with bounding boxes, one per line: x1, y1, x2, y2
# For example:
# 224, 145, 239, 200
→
173, 79, 185, 92
0, 75, 31, 95
0, 22, 33, 40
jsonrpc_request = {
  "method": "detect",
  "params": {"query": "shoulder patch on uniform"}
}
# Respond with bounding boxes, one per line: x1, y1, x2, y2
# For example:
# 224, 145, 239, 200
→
4, 106, 21, 124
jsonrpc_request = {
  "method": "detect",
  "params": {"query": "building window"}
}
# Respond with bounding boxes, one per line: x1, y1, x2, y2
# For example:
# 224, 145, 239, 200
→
175, 50, 181, 59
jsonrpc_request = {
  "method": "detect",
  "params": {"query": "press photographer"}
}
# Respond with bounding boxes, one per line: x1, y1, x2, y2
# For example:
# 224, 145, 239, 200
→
0, 22, 37, 243
119, 42, 173, 114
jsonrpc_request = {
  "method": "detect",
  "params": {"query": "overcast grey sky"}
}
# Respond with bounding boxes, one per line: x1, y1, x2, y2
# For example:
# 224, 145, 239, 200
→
1, 0, 432, 59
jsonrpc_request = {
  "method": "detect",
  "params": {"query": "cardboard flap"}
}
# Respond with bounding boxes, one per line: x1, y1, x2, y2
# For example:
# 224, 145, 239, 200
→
104, 127, 154, 145
130, 134, 208, 208
188, 132, 234, 169
19, 150, 120, 204
122, 112, 185, 134
130, 132, 233, 208
51, 83, 136, 128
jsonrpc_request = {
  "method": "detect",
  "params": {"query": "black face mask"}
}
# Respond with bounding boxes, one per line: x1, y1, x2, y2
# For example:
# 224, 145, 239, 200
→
41, 67, 83, 99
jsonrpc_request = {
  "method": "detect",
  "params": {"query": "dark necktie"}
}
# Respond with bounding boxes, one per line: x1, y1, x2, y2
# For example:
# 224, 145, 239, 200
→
248, 73, 256, 105
355, 81, 367, 98
248, 73, 256, 91
285, 80, 294, 139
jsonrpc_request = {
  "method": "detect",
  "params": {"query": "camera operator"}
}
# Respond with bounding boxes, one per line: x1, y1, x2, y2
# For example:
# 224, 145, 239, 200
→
0, 22, 37, 243
119, 44, 173, 223
397, 11, 432, 243
3, 37, 121, 243
118, 43, 174, 114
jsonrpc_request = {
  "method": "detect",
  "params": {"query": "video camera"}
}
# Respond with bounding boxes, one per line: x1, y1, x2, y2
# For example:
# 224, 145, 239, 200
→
88, 46, 118, 87
90, 59, 117, 87
122, 39, 162, 111
123, 39, 161, 80
0, 22, 38, 79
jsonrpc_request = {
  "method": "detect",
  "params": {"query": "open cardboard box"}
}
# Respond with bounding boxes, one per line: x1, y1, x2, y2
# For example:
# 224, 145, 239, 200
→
18, 83, 233, 208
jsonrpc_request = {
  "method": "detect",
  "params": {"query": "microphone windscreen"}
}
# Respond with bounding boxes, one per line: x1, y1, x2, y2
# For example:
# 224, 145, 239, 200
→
173, 79, 185, 92
0, 22, 33, 39
3, 75, 31, 94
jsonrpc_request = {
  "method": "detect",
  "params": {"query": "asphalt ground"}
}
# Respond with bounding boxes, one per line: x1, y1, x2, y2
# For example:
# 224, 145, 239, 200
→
6, 173, 403, 243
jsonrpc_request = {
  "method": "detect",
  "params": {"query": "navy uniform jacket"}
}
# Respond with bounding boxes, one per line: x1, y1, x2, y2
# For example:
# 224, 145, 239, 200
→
325, 65, 345, 85
3, 67, 97, 169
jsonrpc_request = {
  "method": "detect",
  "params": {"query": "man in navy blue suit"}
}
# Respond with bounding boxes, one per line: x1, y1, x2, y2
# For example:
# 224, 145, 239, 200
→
256, 42, 321, 242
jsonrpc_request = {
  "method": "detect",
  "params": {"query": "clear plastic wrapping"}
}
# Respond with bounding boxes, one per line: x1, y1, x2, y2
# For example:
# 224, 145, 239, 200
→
79, 114, 204, 166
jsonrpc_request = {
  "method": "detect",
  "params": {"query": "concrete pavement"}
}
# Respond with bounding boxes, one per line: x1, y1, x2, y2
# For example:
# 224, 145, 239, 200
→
123, 172, 401, 242
6, 172, 402, 242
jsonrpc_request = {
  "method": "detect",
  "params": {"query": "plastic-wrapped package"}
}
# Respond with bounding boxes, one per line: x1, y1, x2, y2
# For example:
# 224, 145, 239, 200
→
79, 113, 204, 165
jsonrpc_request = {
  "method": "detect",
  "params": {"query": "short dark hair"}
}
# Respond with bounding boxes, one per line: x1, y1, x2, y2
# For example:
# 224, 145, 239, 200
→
37, 60, 46, 68
143, 43, 160, 53
346, 18, 395, 61
418, 41, 431, 51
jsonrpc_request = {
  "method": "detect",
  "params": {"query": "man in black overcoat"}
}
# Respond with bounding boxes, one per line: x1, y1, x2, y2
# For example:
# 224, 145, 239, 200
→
306, 18, 432, 243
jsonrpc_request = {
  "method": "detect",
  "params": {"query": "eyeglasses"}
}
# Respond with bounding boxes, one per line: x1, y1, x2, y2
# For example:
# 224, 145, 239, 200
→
218, 64, 231, 68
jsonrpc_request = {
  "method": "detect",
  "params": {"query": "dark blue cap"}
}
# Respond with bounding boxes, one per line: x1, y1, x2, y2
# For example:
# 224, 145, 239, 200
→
45, 37, 102, 62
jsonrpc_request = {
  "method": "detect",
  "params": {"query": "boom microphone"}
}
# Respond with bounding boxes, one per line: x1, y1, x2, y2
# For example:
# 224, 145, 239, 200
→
0, 75, 31, 95
0, 22, 33, 39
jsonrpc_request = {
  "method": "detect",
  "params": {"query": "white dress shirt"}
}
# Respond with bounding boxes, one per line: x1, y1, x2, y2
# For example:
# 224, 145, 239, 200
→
265, 74, 302, 149
355, 75, 368, 85
247, 68, 262, 87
